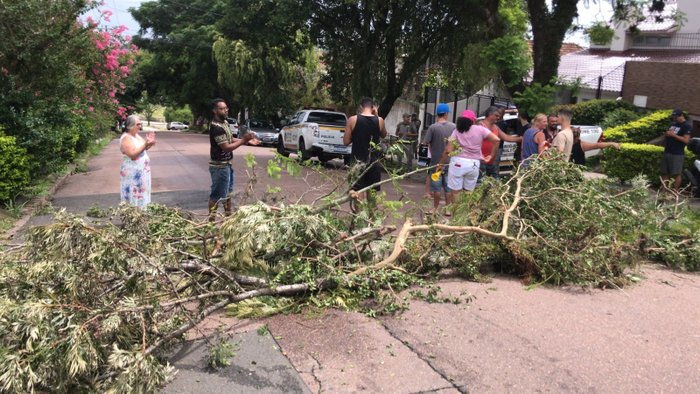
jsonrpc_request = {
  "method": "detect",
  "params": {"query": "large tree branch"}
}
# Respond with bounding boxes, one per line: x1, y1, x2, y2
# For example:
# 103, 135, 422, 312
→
350, 218, 515, 277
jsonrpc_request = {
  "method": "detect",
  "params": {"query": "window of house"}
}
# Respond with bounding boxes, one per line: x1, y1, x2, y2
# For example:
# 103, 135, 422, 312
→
632, 35, 672, 47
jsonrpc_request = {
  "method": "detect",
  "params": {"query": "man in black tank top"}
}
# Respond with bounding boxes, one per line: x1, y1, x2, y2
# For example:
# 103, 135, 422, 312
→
570, 127, 620, 166
343, 98, 388, 201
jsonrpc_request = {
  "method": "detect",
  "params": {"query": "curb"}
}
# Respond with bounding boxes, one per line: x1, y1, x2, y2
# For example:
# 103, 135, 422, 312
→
3, 165, 75, 243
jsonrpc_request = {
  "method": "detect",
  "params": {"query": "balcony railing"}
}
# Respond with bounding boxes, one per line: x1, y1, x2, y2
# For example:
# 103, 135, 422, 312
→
631, 33, 700, 49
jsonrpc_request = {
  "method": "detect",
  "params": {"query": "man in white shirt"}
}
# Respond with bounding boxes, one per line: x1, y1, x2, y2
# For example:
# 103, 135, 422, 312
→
551, 108, 574, 161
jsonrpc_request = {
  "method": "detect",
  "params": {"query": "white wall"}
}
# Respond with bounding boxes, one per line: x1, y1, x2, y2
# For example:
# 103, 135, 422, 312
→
678, 0, 700, 33
575, 88, 620, 103
385, 98, 419, 137
611, 22, 631, 51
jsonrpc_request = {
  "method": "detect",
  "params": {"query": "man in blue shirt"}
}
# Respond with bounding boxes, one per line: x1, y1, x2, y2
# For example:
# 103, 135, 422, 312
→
661, 109, 691, 191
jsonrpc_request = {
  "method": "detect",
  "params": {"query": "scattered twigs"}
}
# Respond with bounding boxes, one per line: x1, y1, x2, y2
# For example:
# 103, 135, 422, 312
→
312, 165, 437, 214
337, 225, 396, 244
142, 282, 331, 357
177, 261, 267, 287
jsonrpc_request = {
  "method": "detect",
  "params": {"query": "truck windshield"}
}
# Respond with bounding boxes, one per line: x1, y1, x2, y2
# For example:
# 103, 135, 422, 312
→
307, 112, 346, 126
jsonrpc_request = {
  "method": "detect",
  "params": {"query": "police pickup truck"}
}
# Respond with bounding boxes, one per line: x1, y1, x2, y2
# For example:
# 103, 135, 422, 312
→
277, 109, 349, 163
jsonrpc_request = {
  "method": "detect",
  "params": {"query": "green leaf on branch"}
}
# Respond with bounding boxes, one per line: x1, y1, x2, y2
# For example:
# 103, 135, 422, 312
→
266, 159, 282, 179
244, 153, 256, 169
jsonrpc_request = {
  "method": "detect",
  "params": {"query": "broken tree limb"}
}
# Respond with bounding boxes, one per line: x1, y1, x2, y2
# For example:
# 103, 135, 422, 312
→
349, 218, 515, 277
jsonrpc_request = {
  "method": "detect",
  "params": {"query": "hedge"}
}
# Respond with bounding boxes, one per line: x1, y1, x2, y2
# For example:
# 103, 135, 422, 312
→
602, 109, 673, 143
550, 99, 638, 126
0, 135, 31, 201
602, 143, 694, 185
600, 108, 641, 129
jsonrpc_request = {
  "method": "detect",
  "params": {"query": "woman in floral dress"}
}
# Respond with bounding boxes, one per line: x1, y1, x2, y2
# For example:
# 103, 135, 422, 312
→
119, 115, 156, 208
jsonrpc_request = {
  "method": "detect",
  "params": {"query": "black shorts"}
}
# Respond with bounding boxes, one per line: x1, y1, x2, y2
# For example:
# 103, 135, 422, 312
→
351, 162, 381, 191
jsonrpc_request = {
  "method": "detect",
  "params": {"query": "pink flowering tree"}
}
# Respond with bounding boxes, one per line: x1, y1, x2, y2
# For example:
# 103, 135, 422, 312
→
83, 9, 139, 122
0, 1, 141, 181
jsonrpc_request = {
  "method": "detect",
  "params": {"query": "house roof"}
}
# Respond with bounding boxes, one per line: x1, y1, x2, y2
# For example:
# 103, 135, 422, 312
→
526, 41, 583, 57
557, 48, 700, 92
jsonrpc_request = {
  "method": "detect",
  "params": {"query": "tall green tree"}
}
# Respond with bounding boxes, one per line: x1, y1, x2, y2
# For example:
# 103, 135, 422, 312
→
131, 0, 320, 118
130, 0, 227, 120
214, 0, 326, 116
136, 91, 157, 125
213, 37, 329, 117
306, 0, 501, 117
527, 0, 580, 86
431, 0, 530, 96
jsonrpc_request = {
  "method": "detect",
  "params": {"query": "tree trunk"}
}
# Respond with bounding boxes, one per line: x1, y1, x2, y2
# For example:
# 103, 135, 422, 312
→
527, 0, 579, 86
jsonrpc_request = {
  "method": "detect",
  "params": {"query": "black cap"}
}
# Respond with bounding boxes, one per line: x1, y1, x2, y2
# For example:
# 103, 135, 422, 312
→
671, 108, 685, 118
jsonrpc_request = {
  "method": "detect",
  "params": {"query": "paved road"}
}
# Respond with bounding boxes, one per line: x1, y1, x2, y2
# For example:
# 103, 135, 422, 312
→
29, 131, 700, 393
44, 131, 426, 217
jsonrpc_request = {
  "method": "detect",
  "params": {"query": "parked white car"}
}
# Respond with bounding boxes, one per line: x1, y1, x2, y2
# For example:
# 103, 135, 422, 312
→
167, 121, 189, 131
226, 118, 239, 137
277, 109, 349, 163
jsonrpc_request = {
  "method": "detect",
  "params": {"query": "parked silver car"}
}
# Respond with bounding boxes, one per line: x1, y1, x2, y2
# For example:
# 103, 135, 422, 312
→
242, 119, 279, 146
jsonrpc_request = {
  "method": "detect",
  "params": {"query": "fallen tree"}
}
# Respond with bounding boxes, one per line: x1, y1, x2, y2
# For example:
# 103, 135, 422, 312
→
0, 156, 696, 392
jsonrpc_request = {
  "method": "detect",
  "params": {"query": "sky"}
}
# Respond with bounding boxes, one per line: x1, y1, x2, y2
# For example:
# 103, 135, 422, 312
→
84, 0, 144, 35
87, 0, 615, 45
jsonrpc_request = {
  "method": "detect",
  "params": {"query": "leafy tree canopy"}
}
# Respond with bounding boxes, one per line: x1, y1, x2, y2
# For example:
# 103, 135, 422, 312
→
131, 0, 327, 119
130, 0, 226, 119
303, 0, 502, 117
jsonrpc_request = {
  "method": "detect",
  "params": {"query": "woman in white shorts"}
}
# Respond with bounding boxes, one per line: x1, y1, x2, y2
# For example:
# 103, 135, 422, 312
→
439, 110, 500, 199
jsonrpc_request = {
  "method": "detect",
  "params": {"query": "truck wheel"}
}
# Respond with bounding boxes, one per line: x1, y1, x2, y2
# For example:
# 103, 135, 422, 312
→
277, 137, 289, 157
298, 138, 312, 161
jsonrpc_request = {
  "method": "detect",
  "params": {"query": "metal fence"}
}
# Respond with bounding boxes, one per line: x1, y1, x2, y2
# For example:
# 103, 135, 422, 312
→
422, 87, 514, 126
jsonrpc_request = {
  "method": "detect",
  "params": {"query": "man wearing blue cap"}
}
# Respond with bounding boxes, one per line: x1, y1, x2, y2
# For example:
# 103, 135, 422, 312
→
421, 103, 455, 212
662, 109, 691, 191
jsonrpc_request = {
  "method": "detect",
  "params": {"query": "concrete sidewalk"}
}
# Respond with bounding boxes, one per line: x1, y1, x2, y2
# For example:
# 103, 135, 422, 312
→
165, 331, 309, 394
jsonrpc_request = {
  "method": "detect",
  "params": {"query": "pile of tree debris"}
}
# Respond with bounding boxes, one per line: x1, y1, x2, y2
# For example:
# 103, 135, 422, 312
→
0, 157, 696, 392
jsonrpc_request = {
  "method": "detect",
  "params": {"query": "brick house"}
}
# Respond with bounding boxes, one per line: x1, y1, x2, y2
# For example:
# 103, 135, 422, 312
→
556, 0, 700, 135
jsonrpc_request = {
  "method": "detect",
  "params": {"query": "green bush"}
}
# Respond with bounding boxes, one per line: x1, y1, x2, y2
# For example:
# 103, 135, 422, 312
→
16, 121, 79, 176
586, 21, 615, 46
164, 106, 193, 123
0, 135, 31, 201
602, 109, 673, 143
600, 108, 641, 129
514, 82, 559, 116
550, 99, 638, 126
602, 143, 694, 185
